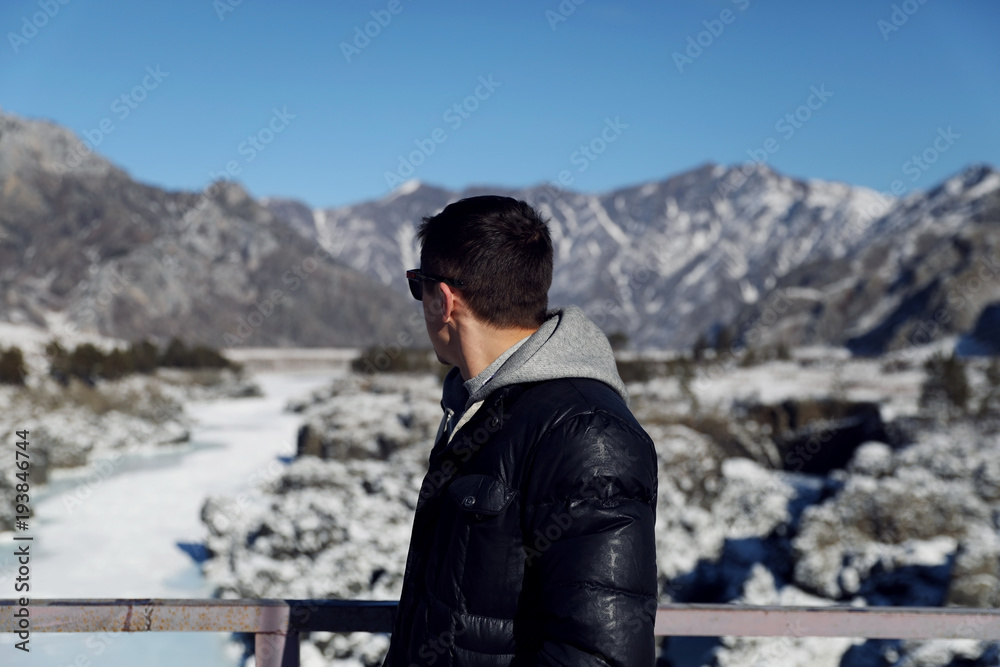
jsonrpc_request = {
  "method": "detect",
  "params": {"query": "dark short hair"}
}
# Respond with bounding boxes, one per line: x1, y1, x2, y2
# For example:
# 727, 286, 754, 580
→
417, 195, 553, 328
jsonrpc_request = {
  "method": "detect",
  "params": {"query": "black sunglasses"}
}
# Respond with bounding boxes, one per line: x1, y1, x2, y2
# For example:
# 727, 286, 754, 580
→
405, 269, 465, 301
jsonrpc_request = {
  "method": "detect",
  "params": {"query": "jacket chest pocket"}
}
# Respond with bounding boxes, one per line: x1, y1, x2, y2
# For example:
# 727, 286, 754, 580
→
447, 474, 516, 522
444, 474, 522, 614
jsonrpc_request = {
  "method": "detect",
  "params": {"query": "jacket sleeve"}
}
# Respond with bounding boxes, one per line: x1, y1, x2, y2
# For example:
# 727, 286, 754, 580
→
520, 410, 659, 666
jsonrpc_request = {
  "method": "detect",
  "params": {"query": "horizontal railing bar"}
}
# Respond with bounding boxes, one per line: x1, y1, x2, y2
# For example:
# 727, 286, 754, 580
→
1, 600, 999, 639
0, 599, 396, 634
655, 604, 1000, 639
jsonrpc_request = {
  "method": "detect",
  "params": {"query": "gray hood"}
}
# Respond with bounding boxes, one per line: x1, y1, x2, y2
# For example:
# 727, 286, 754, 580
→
442, 306, 628, 415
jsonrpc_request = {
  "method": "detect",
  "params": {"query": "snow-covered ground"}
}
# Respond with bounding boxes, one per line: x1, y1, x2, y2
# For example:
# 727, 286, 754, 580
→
196, 357, 1000, 667
2, 347, 998, 667
0, 371, 334, 666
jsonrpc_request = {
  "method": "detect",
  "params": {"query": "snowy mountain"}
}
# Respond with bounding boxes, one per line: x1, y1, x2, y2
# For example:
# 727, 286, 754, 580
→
267, 164, 1000, 351
3, 106, 996, 353
0, 110, 419, 347
738, 165, 1000, 355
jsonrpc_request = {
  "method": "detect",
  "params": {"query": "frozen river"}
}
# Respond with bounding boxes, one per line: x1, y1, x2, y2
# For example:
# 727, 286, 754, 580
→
1, 371, 335, 666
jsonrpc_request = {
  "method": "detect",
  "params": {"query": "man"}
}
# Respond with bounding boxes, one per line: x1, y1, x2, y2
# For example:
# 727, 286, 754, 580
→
382, 195, 658, 666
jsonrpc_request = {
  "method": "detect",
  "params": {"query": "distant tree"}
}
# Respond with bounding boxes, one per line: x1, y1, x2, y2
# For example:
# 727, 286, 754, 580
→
676, 356, 699, 414
159, 338, 190, 368
129, 339, 159, 374
607, 331, 629, 352
978, 356, 1000, 416
775, 342, 792, 361
714, 326, 734, 354
101, 348, 134, 380
352, 347, 438, 376
615, 359, 650, 384
0, 346, 27, 385
45, 341, 71, 384
159, 338, 232, 369
692, 333, 710, 362
68, 343, 106, 385
987, 356, 1000, 390
187, 344, 233, 369
920, 352, 970, 417
48, 342, 144, 384
42, 337, 231, 385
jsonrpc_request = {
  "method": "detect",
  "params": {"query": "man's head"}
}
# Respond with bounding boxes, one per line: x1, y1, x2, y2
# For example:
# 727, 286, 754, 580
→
416, 195, 553, 329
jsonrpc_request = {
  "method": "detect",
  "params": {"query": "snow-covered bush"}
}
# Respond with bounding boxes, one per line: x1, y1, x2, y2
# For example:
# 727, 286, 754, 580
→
202, 362, 1000, 667
203, 373, 441, 666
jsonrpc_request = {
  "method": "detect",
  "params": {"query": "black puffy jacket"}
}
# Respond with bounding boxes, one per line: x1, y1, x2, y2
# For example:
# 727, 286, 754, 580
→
382, 376, 659, 666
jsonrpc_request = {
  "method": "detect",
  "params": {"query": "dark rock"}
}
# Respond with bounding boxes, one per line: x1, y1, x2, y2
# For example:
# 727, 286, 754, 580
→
740, 398, 889, 474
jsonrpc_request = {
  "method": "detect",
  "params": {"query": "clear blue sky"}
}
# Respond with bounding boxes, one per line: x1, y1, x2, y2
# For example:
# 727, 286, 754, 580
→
1, 0, 997, 208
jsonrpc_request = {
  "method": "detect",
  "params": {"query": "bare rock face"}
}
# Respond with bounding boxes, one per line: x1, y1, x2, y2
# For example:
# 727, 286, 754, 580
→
296, 392, 420, 460
792, 423, 1000, 609
739, 398, 890, 474
0, 111, 115, 179
965, 303, 1000, 355
0, 110, 420, 347
268, 162, 1000, 352
5, 107, 998, 353
739, 165, 1000, 355
4, 107, 998, 353
269, 165, 894, 349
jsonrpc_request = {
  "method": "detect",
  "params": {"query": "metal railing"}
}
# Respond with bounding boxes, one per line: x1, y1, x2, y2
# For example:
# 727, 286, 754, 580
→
3, 599, 1000, 666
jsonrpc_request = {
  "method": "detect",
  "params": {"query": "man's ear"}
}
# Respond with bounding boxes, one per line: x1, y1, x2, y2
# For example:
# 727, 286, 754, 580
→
437, 282, 459, 323
423, 282, 455, 324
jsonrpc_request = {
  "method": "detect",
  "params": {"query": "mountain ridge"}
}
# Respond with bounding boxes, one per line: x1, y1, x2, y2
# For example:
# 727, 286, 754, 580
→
265, 161, 1000, 352
2, 108, 997, 354
0, 109, 421, 349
